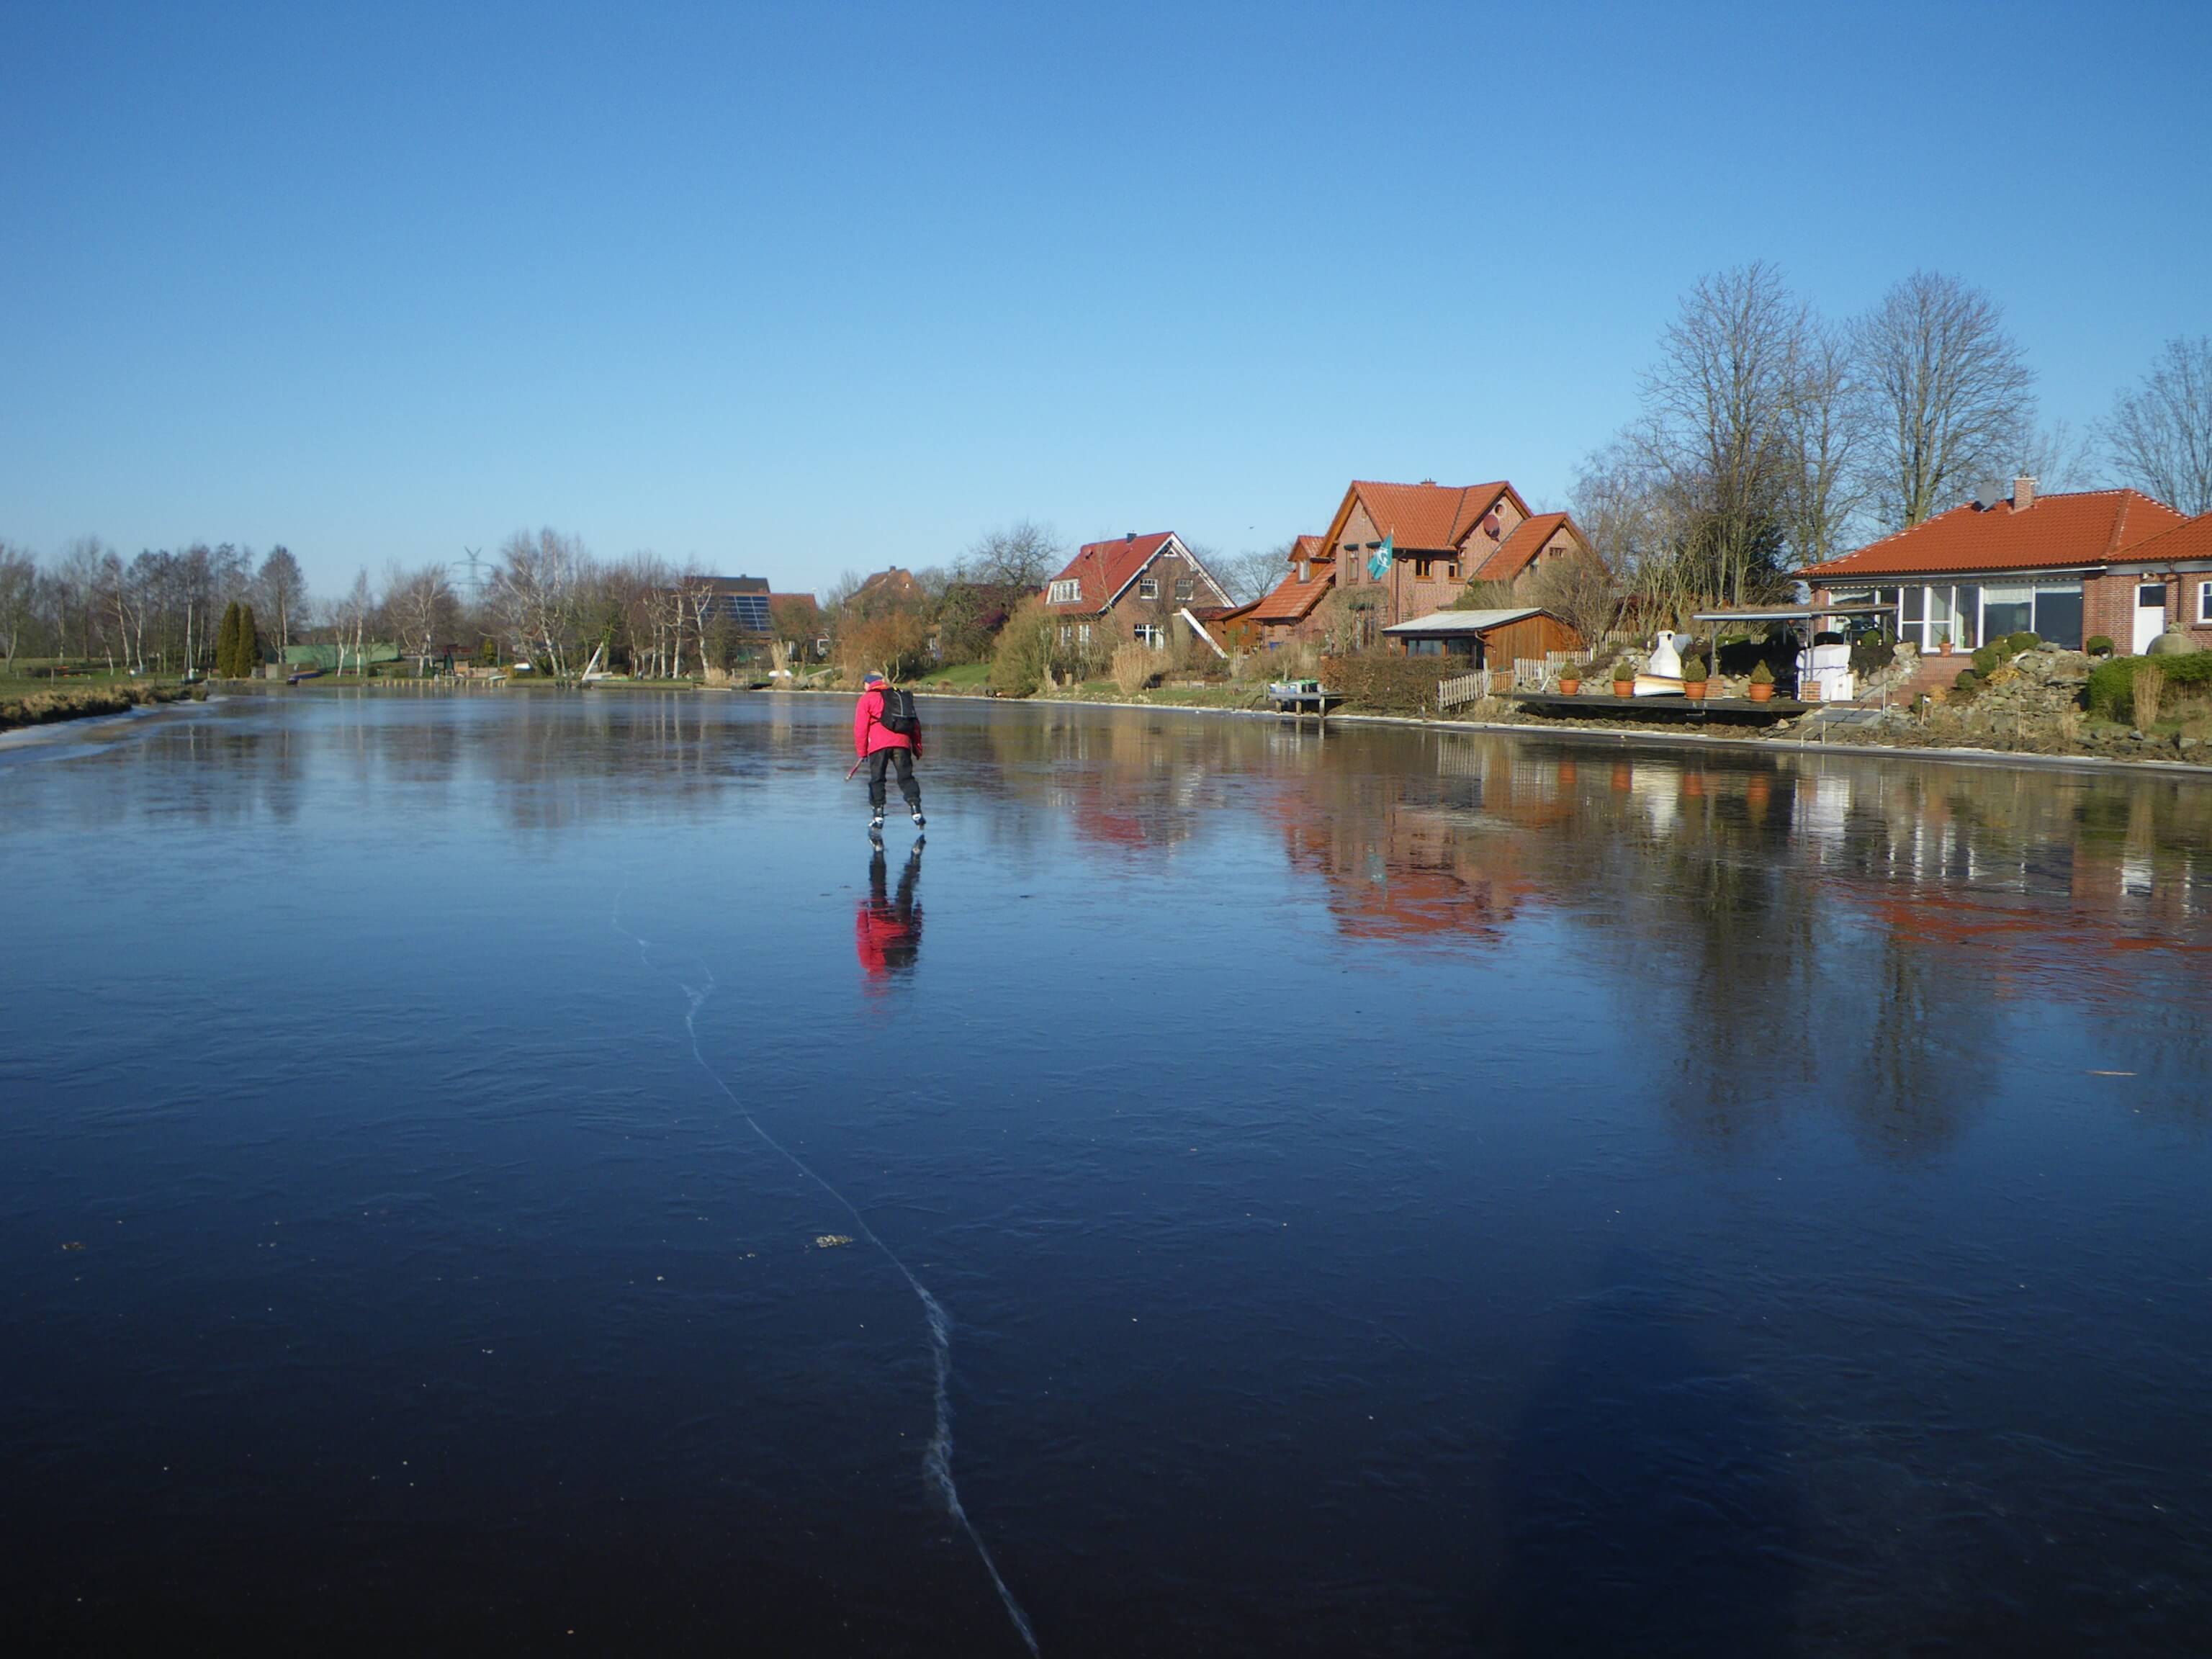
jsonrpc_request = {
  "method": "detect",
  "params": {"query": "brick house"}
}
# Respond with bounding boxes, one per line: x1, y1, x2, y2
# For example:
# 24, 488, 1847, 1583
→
1803, 478, 2195, 657
1043, 532, 1233, 651
1251, 481, 1592, 647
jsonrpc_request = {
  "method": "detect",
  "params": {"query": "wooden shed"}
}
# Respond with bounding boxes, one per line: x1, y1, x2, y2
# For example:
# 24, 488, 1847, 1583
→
1380, 606, 1583, 667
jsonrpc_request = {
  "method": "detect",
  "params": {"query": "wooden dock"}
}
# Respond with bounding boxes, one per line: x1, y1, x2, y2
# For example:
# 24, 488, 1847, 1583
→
1508, 692, 1807, 724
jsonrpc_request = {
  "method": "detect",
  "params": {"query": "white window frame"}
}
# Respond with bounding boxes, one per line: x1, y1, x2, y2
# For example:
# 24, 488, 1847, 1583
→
1133, 624, 1165, 649
2200, 580, 2212, 624
1077, 622, 1092, 645
1048, 579, 1082, 604
1137, 577, 1159, 601
1174, 577, 1195, 601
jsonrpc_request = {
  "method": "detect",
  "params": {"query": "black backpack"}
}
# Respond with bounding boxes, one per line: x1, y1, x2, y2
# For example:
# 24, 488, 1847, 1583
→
880, 685, 920, 737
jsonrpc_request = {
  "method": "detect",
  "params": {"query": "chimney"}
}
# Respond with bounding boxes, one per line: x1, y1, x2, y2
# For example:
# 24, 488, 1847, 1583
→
2013, 475, 2037, 512
1125, 531, 1136, 542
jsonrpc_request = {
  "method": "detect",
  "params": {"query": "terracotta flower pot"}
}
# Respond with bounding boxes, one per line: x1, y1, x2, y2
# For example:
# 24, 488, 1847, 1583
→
1749, 682, 1774, 702
1557, 676, 1581, 696
1684, 680, 1709, 700
1611, 680, 1633, 698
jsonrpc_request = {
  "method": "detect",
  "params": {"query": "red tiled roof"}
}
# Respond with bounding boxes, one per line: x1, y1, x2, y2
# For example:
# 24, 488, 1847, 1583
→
1805, 490, 2188, 580
1475, 511, 1584, 583
1251, 563, 1335, 624
1344, 480, 1521, 551
1046, 532, 1178, 611
2120, 509, 2212, 570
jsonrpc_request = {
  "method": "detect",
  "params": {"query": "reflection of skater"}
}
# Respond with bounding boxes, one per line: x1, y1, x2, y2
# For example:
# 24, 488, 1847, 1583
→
854, 670, 925, 837
855, 840, 923, 986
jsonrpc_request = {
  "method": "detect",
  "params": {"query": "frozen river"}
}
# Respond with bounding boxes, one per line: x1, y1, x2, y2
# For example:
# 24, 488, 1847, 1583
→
6, 691, 2212, 1654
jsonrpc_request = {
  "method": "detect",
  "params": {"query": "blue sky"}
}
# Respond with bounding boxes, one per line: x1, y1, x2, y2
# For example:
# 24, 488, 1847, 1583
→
3, 0, 2207, 597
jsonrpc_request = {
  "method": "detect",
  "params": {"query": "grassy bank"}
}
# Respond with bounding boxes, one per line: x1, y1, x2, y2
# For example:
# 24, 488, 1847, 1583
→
0, 675, 205, 732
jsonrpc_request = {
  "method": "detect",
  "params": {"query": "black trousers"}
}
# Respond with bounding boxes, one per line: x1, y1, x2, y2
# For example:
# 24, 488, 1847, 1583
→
866, 747, 922, 811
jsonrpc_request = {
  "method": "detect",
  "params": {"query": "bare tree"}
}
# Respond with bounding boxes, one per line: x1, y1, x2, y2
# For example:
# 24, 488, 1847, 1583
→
255, 547, 307, 657
1624, 261, 1806, 606
1779, 320, 1868, 566
2100, 336, 2212, 514
489, 528, 585, 676
0, 542, 37, 671
53, 537, 109, 661
2013, 420, 2095, 494
1214, 543, 1295, 605
1854, 270, 2035, 527
1522, 547, 1623, 648
963, 521, 1062, 590
387, 562, 457, 673
330, 570, 374, 676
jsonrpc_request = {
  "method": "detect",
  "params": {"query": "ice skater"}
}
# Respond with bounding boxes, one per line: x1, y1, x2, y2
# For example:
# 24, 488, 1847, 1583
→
852, 670, 925, 838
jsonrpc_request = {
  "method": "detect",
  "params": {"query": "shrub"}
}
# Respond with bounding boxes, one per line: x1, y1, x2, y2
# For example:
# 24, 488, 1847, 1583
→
1749, 660, 1775, 685
1110, 642, 1156, 696
1850, 636, 1897, 679
989, 598, 1056, 697
1951, 668, 1979, 692
2006, 631, 2041, 653
1611, 661, 1638, 685
1681, 655, 1708, 682
1971, 643, 2001, 676
2085, 634, 2114, 657
1319, 653, 1459, 714
2085, 652, 2212, 721
2134, 660, 2166, 731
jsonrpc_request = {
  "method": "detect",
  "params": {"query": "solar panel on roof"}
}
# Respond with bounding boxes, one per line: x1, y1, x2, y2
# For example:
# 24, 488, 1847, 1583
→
732, 594, 771, 632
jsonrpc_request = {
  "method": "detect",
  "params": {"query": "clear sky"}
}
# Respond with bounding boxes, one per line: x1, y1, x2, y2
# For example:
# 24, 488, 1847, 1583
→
4, 0, 2207, 598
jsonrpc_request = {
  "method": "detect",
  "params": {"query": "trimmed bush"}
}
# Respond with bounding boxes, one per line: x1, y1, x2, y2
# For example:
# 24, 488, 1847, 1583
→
2005, 631, 2041, 653
2085, 634, 2114, 658
1748, 660, 1775, 685
1320, 653, 1460, 714
1951, 669, 1979, 692
1970, 642, 2001, 675
2085, 652, 2212, 721
1680, 655, 1708, 683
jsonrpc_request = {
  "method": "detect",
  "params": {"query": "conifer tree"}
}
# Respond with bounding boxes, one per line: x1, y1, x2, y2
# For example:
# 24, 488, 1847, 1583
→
238, 603, 260, 674
215, 600, 241, 678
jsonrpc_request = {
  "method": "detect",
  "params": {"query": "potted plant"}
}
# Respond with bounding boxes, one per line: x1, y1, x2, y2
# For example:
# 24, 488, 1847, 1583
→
1681, 655, 1709, 700
1556, 662, 1582, 696
1748, 660, 1776, 702
1611, 660, 1636, 697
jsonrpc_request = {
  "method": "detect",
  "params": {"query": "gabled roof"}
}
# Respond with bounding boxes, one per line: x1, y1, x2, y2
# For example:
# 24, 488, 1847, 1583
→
1251, 562, 1336, 624
1045, 532, 1190, 611
1323, 480, 1531, 554
2119, 509, 2212, 570
1474, 511, 1587, 583
1804, 490, 2189, 580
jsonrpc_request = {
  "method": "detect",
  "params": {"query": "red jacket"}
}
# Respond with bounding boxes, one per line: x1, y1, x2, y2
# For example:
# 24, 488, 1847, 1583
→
853, 686, 917, 757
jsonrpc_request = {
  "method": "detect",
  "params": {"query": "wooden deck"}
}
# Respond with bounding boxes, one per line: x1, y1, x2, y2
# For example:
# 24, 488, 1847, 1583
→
1508, 692, 1807, 724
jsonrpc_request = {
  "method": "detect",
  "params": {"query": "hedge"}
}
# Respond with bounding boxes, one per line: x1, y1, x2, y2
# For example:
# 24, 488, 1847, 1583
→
1321, 654, 1464, 714
2085, 652, 2212, 720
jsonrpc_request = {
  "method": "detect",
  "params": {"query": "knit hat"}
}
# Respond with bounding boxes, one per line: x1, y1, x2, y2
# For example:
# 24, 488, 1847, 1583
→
863, 672, 887, 685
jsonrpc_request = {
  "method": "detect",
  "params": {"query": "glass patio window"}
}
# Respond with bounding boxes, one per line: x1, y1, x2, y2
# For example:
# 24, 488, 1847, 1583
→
1984, 584, 2034, 639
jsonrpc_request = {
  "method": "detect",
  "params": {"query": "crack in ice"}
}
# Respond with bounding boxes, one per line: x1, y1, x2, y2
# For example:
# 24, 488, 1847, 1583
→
615, 894, 1038, 1655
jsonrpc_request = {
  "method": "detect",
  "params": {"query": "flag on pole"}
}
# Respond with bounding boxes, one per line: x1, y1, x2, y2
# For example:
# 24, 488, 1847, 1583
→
1366, 534, 1393, 581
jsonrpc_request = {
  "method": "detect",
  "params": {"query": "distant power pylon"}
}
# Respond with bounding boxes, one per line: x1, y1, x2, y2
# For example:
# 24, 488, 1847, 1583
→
451, 546, 490, 603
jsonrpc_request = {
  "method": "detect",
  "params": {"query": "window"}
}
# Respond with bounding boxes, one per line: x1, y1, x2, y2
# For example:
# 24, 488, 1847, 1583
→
1174, 577, 1195, 601
1077, 622, 1092, 645
1058, 625, 1072, 644
2032, 585, 2083, 649
1446, 562, 1458, 580
1983, 583, 2034, 639
1415, 558, 1434, 578
1137, 577, 1159, 600
1133, 624, 1165, 649
1048, 579, 1081, 603
2200, 581, 2212, 624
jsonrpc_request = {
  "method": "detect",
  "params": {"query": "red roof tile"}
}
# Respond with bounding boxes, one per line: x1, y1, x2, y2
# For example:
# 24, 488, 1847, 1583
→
1251, 564, 1336, 624
1475, 511, 1586, 583
1045, 532, 1179, 611
2120, 509, 2212, 570
1342, 480, 1522, 551
1806, 490, 2188, 580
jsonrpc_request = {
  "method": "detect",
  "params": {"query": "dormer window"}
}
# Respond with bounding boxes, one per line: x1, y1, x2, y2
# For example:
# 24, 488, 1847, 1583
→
1048, 579, 1082, 604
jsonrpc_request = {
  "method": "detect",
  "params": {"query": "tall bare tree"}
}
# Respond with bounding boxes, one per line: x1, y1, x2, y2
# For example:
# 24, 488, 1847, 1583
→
1854, 270, 2035, 527
1627, 261, 1805, 606
1215, 542, 1295, 605
0, 542, 37, 671
2100, 335, 2212, 514
1778, 320, 1867, 567
386, 562, 457, 673
255, 546, 307, 657
963, 520, 1062, 590
490, 528, 585, 675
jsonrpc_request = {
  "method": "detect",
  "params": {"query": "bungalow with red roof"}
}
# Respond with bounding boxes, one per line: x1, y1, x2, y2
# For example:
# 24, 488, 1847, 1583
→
1043, 532, 1233, 652
1250, 480, 1592, 647
1802, 477, 2196, 657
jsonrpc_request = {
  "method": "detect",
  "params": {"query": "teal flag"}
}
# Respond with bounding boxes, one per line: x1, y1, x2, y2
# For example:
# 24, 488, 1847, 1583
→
1367, 534, 1393, 580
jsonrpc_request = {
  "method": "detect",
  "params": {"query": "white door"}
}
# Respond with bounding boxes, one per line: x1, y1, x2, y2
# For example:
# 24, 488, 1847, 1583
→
2134, 583, 2168, 654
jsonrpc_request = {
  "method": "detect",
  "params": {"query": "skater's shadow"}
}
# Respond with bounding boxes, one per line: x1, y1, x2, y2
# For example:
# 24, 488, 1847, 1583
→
855, 840, 923, 990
